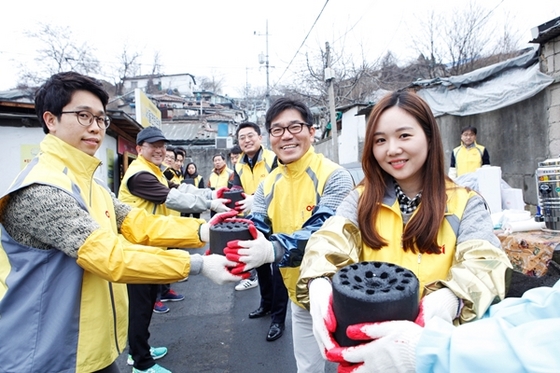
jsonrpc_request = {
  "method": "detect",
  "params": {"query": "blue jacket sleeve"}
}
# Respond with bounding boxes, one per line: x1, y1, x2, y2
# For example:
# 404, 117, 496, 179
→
274, 205, 335, 268
416, 280, 560, 373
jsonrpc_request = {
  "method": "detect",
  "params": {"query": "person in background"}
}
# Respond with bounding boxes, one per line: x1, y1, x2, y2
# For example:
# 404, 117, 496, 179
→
295, 90, 511, 373
119, 126, 233, 373
207, 153, 233, 217
328, 280, 560, 373
182, 162, 205, 218
0, 71, 241, 373
223, 98, 354, 372
174, 146, 187, 177
207, 153, 232, 190
229, 145, 242, 168
448, 125, 490, 178
162, 146, 181, 185
229, 122, 277, 293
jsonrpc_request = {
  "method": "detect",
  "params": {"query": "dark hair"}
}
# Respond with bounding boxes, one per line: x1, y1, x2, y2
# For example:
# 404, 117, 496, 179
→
34, 71, 109, 134
461, 126, 477, 135
213, 153, 225, 161
174, 147, 186, 158
229, 145, 242, 156
185, 162, 198, 177
265, 98, 313, 132
359, 90, 451, 255
236, 122, 261, 138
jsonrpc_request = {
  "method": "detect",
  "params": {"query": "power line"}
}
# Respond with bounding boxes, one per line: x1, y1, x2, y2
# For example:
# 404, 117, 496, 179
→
270, 0, 330, 91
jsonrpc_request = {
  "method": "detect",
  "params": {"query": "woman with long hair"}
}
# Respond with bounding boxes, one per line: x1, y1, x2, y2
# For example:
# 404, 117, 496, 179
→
182, 162, 205, 218
296, 90, 512, 372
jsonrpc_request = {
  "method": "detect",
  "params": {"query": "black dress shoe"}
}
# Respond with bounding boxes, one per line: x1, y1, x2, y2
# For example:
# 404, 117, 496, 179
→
266, 323, 285, 341
248, 307, 271, 319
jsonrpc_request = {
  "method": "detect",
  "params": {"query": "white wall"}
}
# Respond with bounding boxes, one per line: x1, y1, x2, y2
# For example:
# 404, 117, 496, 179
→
0, 126, 118, 194
339, 107, 367, 165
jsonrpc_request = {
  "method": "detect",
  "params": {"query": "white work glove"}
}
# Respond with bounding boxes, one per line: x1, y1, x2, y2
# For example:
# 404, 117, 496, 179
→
237, 193, 254, 214
308, 277, 339, 359
199, 210, 240, 242
223, 230, 275, 273
210, 198, 231, 213
448, 167, 457, 179
200, 254, 243, 285
415, 287, 460, 326
331, 320, 422, 373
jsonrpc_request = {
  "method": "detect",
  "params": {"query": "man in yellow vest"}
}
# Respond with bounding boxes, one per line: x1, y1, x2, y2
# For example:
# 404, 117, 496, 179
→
207, 153, 233, 189
449, 126, 490, 178
0, 71, 242, 373
224, 98, 354, 373
118, 125, 234, 372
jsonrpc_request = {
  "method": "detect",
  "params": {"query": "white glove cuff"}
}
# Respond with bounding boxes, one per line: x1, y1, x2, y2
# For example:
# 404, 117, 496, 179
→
199, 223, 210, 242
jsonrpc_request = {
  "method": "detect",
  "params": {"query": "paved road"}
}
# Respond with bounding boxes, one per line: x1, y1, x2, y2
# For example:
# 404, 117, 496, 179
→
115, 244, 338, 373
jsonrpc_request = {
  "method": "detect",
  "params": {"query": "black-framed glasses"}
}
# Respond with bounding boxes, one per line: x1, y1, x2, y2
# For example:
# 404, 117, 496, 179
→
61, 110, 111, 130
269, 122, 308, 137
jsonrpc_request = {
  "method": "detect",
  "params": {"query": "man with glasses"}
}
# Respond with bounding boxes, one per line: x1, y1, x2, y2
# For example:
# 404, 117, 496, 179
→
0, 71, 242, 373
449, 125, 490, 178
224, 98, 354, 372
228, 123, 278, 302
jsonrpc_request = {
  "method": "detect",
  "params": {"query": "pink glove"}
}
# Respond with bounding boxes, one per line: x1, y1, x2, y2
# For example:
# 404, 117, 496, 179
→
200, 254, 246, 285
212, 187, 229, 199
308, 277, 340, 359
223, 230, 275, 274
331, 320, 422, 373
199, 210, 240, 242
415, 288, 460, 326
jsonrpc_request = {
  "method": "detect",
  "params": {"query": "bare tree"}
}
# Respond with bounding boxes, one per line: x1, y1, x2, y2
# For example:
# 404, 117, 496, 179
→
18, 23, 100, 86
197, 75, 225, 94
411, 1, 521, 78
113, 46, 141, 96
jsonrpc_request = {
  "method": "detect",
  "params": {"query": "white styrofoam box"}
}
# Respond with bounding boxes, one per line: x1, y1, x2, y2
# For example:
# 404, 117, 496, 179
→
502, 188, 525, 211
476, 166, 502, 214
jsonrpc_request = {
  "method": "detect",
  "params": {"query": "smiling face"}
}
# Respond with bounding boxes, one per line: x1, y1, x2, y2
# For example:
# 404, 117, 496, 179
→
269, 108, 315, 164
372, 106, 428, 196
43, 90, 105, 156
238, 127, 262, 158
137, 141, 167, 166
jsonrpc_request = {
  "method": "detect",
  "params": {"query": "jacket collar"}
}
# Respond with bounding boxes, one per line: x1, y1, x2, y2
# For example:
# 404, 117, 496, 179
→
41, 134, 101, 178
278, 146, 315, 177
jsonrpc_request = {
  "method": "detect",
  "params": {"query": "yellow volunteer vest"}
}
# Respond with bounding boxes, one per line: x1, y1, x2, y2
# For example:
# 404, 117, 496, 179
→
262, 147, 341, 307
358, 182, 474, 296
208, 167, 233, 189
0, 134, 128, 372
454, 143, 486, 176
235, 147, 276, 194
118, 155, 172, 216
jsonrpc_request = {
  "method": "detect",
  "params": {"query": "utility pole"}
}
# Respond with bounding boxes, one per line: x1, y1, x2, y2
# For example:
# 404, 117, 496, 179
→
325, 42, 339, 163
256, 20, 270, 111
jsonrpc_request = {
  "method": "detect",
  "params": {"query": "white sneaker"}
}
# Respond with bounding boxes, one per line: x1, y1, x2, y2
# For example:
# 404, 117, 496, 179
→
235, 278, 258, 291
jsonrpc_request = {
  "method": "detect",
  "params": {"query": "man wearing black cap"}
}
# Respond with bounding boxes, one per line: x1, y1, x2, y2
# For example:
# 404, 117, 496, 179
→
118, 126, 232, 373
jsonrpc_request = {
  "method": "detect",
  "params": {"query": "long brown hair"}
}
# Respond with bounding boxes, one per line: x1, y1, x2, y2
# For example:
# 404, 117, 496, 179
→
358, 90, 449, 254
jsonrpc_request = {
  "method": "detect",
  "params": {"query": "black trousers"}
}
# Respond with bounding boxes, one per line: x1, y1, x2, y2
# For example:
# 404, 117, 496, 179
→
127, 283, 159, 370
255, 262, 289, 324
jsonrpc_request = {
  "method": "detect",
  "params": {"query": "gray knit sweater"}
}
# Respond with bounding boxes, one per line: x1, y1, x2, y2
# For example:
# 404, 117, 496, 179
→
2, 184, 131, 258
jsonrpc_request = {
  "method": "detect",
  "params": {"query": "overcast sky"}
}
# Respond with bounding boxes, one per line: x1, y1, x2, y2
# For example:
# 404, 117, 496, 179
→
1, 0, 559, 96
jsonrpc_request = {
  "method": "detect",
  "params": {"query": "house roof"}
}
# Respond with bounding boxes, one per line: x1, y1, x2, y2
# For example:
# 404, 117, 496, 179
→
529, 16, 560, 44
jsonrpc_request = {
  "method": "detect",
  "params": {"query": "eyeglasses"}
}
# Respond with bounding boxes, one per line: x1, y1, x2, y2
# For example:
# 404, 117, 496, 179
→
142, 143, 166, 150
269, 122, 308, 137
61, 110, 111, 130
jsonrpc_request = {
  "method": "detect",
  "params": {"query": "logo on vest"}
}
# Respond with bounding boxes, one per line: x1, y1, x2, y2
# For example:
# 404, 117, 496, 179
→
440, 244, 445, 254
306, 205, 315, 212
105, 210, 110, 219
